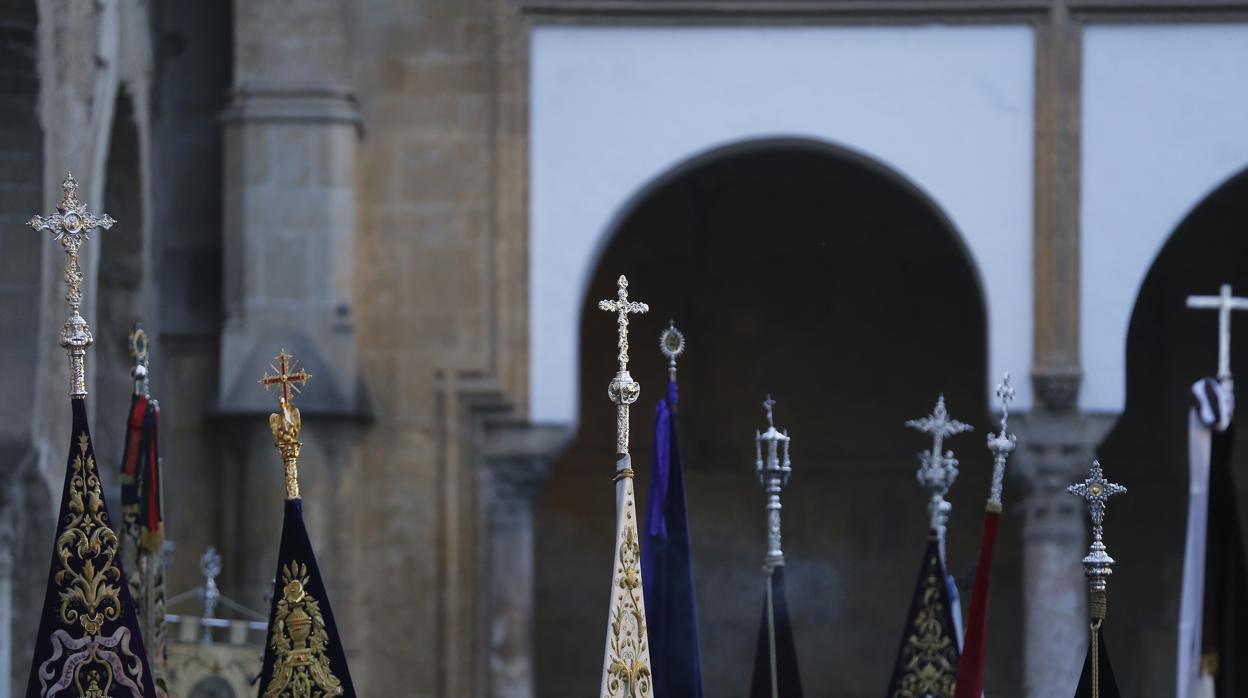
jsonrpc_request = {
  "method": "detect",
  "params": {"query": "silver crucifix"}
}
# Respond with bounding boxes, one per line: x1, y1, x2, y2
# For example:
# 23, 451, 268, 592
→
906, 394, 972, 532
1186, 284, 1248, 385
755, 395, 792, 570
1068, 460, 1126, 594
29, 173, 116, 398
986, 373, 1017, 512
598, 275, 649, 456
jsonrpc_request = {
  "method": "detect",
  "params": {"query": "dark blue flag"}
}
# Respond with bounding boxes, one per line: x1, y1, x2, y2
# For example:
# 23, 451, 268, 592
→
256, 498, 356, 698
27, 398, 158, 698
750, 565, 804, 698
642, 379, 705, 698
886, 535, 960, 698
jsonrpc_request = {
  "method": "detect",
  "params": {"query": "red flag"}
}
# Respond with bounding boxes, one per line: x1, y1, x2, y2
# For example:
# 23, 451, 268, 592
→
953, 509, 1000, 698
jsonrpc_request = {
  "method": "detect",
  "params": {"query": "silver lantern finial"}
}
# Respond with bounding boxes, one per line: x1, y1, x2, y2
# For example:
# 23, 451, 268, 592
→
597, 275, 649, 456
985, 372, 1017, 512
906, 394, 972, 533
755, 394, 792, 570
659, 320, 686, 384
129, 323, 150, 397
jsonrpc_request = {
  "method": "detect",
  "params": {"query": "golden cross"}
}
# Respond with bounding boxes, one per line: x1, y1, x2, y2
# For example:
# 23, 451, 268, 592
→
258, 351, 311, 404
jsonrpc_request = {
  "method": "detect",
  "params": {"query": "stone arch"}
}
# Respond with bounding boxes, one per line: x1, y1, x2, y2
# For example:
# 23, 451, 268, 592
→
534, 141, 1017, 696
95, 87, 147, 505
1097, 166, 1248, 696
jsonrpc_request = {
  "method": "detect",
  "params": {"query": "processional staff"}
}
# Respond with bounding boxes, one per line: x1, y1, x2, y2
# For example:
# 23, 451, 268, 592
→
29, 173, 116, 397
986, 373, 1018, 512
1068, 460, 1127, 696
1186, 284, 1248, 388
595, 275, 653, 698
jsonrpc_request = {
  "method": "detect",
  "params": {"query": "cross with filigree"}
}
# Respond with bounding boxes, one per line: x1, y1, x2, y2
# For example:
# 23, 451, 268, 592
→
1069, 460, 1126, 599
258, 350, 311, 404
1187, 284, 1248, 383
907, 394, 972, 530
29, 173, 116, 397
598, 275, 648, 456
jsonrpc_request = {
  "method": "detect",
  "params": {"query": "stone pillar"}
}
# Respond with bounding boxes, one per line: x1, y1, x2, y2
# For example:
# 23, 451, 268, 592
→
1014, 413, 1113, 698
480, 422, 569, 698
217, 0, 366, 600
1026, 4, 1092, 696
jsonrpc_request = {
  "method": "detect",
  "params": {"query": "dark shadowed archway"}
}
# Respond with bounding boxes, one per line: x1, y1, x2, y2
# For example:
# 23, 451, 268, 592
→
534, 140, 1014, 698
1098, 166, 1248, 696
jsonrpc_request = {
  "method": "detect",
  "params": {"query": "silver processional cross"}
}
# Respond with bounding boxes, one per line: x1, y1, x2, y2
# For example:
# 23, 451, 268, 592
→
906, 394, 972, 532
29, 173, 116, 398
598, 275, 649, 456
1186, 283, 1248, 384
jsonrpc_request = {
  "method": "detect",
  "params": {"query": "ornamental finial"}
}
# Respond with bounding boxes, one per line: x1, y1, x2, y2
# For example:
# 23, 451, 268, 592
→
985, 372, 1017, 511
906, 394, 973, 533
258, 351, 312, 499
129, 323, 150, 397
1186, 283, 1248, 385
659, 320, 685, 384
598, 275, 649, 456
29, 172, 116, 397
755, 395, 792, 570
1068, 459, 1126, 616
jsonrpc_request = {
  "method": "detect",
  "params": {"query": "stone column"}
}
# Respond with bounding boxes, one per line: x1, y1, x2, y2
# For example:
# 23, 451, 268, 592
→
1026, 4, 1093, 696
480, 422, 569, 698
1014, 413, 1113, 698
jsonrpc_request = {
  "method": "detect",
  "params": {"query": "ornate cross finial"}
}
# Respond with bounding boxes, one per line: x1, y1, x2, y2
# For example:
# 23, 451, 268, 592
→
659, 320, 685, 384
986, 372, 1018, 511
30, 173, 116, 398
598, 275, 649, 456
906, 394, 973, 532
258, 351, 312, 499
129, 323, 150, 397
1068, 460, 1126, 599
1186, 284, 1248, 384
755, 395, 792, 570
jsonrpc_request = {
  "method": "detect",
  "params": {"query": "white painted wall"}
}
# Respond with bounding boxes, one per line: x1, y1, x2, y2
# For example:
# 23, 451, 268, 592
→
1082, 24, 1248, 413
530, 24, 1036, 425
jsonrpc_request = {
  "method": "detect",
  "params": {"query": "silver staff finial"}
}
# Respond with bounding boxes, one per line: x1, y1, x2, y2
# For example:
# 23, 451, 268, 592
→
1068, 460, 1126, 601
199, 546, 222, 641
755, 395, 792, 570
1186, 283, 1248, 386
129, 323, 150, 397
906, 394, 973, 533
985, 372, 1017, 511
597, 275, 649, 456
659, 320, 686, 383
29, 173, 116, 398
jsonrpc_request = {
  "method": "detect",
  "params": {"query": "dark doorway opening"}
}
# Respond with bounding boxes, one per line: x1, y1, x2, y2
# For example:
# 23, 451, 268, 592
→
1098, 167, 1248, 696
534, 140, 1012, 697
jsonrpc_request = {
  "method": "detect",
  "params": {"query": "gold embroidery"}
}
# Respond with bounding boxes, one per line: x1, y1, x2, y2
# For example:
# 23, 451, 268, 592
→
604, 525, 651, 698
38, 432, 146, 697
263, 561, 344, 698
56, 433, 123, 635
892, 554, 957, 698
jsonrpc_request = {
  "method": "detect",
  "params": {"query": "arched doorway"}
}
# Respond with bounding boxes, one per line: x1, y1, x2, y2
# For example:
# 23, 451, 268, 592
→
1098, 167, 1248, 697
534, 141, 1012, 697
